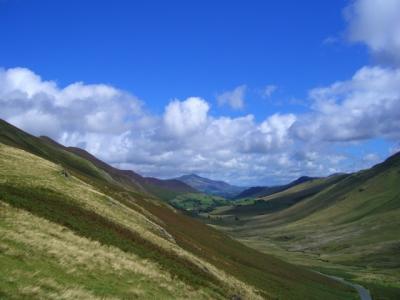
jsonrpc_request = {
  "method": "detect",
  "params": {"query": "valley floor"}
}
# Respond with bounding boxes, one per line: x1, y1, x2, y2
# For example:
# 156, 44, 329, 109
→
204, 157, 400, 300
208, 219, 400, 300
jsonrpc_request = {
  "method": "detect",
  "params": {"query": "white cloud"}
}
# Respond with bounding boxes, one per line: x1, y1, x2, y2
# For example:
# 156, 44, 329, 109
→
290, 0, 400, 144
292, 66, 400, 142
261, 85, 277, 98
0, 67, 144, 137
2, 0, 400, 186
1, 65, 398, 186
241, 113, 296, 153
0, 67, 57, 98
345, 0, 400, 64
163, 97, 209, 137
216, 85, 246, 109
0, 67, 310, 185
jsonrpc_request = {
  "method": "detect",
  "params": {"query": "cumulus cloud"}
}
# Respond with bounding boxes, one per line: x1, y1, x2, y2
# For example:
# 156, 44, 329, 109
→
216, 85, 246, 109
0, 67, 144, 137
345, 0, 400, 64
2, 0, 400, 185
163, 97, 209, 137
241, 114, 296, 153
1, 64, 398, 185
289, 0, 400, 145
0, 67, 314, 185
292, 66, 400, 142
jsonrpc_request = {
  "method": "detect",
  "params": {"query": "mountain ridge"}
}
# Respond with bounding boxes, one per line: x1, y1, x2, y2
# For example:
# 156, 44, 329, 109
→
235, 176, 317, 199
63, 143, 198, 197
175, 173, 247, 198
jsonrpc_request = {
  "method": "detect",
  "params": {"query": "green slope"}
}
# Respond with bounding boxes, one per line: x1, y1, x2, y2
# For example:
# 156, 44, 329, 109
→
0, 143, 257, 299
214, 175, 347, 217
0, 121, 358, 299
0, 119, 143, 193
64, 144, 198, 200
234, 176, 317, 200
212, 152, 400, 299
0, 119, 196, 199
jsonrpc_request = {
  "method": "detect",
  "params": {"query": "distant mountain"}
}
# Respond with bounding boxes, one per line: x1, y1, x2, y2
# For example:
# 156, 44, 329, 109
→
235, 176, 316, 199
175, 174, 247, 198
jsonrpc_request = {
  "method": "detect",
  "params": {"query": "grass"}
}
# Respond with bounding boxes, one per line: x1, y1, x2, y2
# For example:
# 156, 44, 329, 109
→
0, 141, 357, 299
0, 120, 118, 187
169, 193, 228, 213
0, 202, 195, 300
0, 119, 362, 299
134, 192, 358, 300
0, 143, 260, 299
216, 175, 347, 217
208, 152, 400, 299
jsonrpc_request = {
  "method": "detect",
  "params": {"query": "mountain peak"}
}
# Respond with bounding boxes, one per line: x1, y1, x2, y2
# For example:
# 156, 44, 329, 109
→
182, 173, 202, 179
175, 174, 246, 198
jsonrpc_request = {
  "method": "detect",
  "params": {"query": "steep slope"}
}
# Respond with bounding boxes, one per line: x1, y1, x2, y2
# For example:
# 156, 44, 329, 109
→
235, 176, 317, 199
0, 120, 131, 192
0, 121, 358, 299
0, 119, 197, 201
0, 143, 254, 299
215, 152, 400, 299
176, 174, 246, 198
63, 143, 198, 200
219, 175, 348, 217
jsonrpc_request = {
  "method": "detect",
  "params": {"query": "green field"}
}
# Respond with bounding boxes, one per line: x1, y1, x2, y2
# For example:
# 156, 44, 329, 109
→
0, 119, 358, 299
170, 193, 228, 213
208, 152, 400, 299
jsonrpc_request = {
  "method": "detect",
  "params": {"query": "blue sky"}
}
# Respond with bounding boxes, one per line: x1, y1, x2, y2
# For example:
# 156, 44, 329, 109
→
1, 0, 400, 185
1, 0, 366, 117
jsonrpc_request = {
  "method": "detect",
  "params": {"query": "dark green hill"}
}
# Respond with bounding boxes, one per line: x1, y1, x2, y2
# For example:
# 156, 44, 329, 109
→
212, 151, 400, 299
235, 176, 317, 199
220, 175, 347, 216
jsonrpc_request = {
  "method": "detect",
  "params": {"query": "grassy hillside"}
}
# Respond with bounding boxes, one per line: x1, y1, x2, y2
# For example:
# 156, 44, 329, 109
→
211, 152, 400, 299
234, 176, 316, 200
216, 175, 347, 217
0, 143, 258, 299
0, 143, 357, 299
0, 119, 196, 200
0, 122, 358, 299
0, 120, 139, 191
0, 202, 204, 299
47, 138, 198, 198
